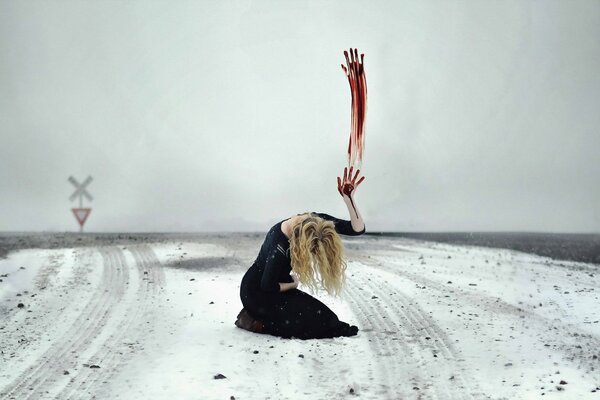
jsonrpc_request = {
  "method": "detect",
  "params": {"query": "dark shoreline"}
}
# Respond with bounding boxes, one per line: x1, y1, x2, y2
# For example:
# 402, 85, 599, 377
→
366, 232, 600, 265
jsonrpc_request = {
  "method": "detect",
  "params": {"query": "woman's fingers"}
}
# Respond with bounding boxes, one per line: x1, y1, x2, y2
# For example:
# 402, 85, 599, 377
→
344, 51, 351, 70
352, 168, 360, 183
339, 165, 364, 195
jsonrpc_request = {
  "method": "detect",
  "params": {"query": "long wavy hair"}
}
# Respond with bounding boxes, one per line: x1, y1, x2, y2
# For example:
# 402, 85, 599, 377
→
289, 213, 347, 296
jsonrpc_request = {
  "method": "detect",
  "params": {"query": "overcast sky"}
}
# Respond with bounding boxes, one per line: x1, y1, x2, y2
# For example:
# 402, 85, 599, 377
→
1, 0, 599, 233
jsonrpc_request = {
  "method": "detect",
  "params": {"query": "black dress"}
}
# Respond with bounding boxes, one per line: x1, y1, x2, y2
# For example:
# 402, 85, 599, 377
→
239, 212, 365, 339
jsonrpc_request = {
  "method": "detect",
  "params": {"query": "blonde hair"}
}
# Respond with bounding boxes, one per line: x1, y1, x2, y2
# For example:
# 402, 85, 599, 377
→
289, 213, 347, 296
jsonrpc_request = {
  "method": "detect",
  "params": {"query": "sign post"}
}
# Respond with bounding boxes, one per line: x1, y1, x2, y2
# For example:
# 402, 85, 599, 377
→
68, 176, 93, 232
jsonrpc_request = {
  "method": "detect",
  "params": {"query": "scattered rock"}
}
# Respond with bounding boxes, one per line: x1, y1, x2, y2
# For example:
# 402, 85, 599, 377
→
556, 385, 564, 391
449, 375, 455, 380
17, 303, 24, 309
209, 301, 214, 304
412, 386, 420, 390
371, 296, 378, 299
349, 387, 355, 394
190, 278, 195, 281
505, 362, 513, 367
253, 350, 259, 354
90, 365, 100, 369
298, 354, 304, 358
214, 373, 226, 380
468, 283, 477, 286
559, 380, 567, 385
230, 396, 236, 400
447, 281, 452, 284
20, 266, 25, 270
63, 370, 70, 375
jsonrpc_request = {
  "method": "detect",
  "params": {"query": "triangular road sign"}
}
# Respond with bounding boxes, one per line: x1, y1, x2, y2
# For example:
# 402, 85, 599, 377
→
71, 208, 92, 227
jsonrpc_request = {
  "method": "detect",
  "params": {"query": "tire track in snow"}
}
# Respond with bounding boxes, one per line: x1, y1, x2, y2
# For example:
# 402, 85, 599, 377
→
357, 269, 476, 400
355, 256, 487, 398
34, 252, 64, 290
1, 249, 85, 382
348, 263, 481, 399
0, 246, 127, 400
57, 247, 131, 399
345, 272, 420, 399
367, 254, 600, 378
344, 283, 395, 398
60, 244, 166, 399
348, 271, 444, 400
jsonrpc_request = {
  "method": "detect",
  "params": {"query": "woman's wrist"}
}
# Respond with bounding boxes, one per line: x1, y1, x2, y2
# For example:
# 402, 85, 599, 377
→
279, 281, 297, 292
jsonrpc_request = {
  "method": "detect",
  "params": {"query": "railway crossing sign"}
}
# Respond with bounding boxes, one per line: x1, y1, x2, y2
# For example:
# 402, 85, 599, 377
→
68, 175, 93, 232
69, 176, 93, 202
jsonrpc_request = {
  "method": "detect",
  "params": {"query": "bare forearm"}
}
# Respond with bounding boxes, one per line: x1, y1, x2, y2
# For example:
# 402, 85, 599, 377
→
336, 166, 366, 233
279, 281, 298, 292
343, 195, 365, 232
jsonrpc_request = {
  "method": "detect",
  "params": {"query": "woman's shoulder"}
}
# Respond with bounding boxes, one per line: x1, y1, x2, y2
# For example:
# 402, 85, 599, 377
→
264, 220, 289, 244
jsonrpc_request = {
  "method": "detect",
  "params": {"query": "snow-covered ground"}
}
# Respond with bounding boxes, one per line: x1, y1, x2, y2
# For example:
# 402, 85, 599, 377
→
0, 234, 599, 399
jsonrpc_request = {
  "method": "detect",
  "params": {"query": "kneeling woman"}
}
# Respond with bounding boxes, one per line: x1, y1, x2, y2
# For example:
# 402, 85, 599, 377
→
236, 167, 366, 339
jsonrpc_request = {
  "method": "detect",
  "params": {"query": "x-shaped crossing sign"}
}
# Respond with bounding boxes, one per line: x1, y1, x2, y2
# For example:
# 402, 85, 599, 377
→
68, 176, 93, 202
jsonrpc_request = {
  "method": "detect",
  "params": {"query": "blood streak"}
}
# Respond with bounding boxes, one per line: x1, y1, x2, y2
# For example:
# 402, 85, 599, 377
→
341, 48, 368, 168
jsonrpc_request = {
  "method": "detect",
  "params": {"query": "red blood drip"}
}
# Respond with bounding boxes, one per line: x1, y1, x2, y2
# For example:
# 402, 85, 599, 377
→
341, 48, 368, 168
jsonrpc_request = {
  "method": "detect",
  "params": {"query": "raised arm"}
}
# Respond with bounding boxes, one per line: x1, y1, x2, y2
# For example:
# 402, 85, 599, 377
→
337, 166, 366, 233
315, 212, 365, 236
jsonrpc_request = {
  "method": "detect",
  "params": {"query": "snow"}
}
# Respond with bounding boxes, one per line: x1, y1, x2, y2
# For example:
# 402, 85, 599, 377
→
0, 235, 599, 399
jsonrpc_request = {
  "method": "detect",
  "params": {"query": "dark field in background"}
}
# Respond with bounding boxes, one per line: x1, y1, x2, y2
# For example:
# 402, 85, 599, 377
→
1, 232, 599, 266
368, 232, 600, 265
0, 232, 263, 260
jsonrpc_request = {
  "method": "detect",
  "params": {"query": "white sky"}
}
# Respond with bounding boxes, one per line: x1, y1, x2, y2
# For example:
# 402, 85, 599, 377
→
1, 0, 599, 233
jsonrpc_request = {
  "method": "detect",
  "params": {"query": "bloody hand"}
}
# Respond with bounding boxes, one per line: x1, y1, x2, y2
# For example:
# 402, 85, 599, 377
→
337, 166, 365, 198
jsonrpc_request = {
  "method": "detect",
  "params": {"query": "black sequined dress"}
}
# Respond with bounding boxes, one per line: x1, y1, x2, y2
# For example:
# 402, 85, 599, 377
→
239, 213, 365, 339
